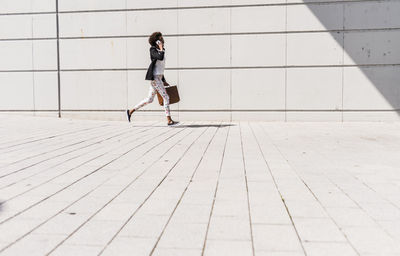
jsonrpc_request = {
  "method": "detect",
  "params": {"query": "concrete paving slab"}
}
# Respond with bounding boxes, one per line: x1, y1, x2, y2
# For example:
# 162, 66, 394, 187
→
0, 115, 400, 255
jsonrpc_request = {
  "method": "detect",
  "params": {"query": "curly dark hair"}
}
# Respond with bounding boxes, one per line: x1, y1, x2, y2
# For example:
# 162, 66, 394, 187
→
148, 32, 163, 47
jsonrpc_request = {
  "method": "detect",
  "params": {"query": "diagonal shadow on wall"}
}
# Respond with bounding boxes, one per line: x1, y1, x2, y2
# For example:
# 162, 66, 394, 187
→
300, 0, 400, 115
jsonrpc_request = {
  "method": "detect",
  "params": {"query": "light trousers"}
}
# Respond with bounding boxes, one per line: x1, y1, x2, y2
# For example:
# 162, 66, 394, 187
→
132, 75, 170, 116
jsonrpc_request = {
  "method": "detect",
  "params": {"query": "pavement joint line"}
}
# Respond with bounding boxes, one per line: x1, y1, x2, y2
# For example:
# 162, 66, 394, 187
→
0, 122, 152, 178
239, 123, 255, 256
0, 123, 156, 180
0, 123, 82, 145
0, 122, 160, 191
96, 122, 207, 255
258, 123, 367, 256
0, 126, 106, 149
148, 123, 222, 255
356, 177, 400, 212
0, 124, 130, 172
0, 122, 191, 254
46, 123, 198, 255
249, 123, 308, 256
201, 124, 231, 256
0, 123, 110, 151
0, 122, 167, 205
297, 127, 400, 242
0, 123, 111, 155
0, 122, 116, 154
299, 180, 361, 256
0, 125, 134, 189
1, 118, 400, 255
312, 127, 400, 214
275, 124, 396, 237
0, 122, 167, 221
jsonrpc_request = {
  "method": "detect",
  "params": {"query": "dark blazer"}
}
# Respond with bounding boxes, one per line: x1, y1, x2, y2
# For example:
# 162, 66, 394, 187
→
145, 46, 167, 82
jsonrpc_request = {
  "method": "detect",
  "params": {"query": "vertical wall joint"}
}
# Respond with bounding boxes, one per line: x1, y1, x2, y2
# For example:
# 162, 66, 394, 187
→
56, 0, 61, 118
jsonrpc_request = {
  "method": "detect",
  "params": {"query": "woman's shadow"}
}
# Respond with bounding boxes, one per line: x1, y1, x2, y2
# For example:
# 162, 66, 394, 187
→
171, 124, 235, 128
0, 201, 4, 215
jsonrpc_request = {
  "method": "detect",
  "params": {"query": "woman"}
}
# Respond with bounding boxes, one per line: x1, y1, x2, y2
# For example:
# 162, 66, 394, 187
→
126, 32, 177, 126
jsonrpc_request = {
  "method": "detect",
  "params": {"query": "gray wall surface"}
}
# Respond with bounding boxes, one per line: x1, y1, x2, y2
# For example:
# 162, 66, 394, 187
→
1, 0, 399, 121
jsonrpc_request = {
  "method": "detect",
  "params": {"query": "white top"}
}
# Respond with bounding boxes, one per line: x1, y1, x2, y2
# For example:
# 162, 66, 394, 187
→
153, 49, 166, 76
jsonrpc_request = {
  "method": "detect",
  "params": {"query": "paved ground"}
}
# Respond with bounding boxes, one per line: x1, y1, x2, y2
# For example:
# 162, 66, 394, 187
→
0, 115, 400, 256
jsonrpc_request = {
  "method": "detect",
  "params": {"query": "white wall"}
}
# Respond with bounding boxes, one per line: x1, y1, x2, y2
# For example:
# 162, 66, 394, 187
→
1, 0, 399, 121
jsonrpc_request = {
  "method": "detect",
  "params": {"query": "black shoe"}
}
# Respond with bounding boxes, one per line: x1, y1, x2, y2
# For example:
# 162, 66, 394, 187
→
167, 120, 179, 126
126, 110, 132, 122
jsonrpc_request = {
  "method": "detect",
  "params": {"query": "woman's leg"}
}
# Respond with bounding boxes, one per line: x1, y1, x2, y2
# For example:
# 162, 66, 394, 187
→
129, 85, 156, 115
152, 75, 171, 117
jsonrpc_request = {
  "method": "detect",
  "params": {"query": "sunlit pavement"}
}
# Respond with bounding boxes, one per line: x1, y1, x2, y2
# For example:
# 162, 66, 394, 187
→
0, 114, 400, 256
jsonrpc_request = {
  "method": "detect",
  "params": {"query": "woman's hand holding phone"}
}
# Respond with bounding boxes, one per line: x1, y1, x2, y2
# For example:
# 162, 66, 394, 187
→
156, 40, 163, 50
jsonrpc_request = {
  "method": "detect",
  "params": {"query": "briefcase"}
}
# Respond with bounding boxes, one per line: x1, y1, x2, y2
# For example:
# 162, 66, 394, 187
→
156, 85, 180, 106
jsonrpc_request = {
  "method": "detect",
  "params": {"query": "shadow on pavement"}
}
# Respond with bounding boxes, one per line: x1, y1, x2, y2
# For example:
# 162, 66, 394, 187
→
0, 201, 4, 214
172, 124, 235, 128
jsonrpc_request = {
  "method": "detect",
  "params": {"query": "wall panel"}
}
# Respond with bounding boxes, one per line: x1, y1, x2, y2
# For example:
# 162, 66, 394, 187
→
1, 0, 399, 121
